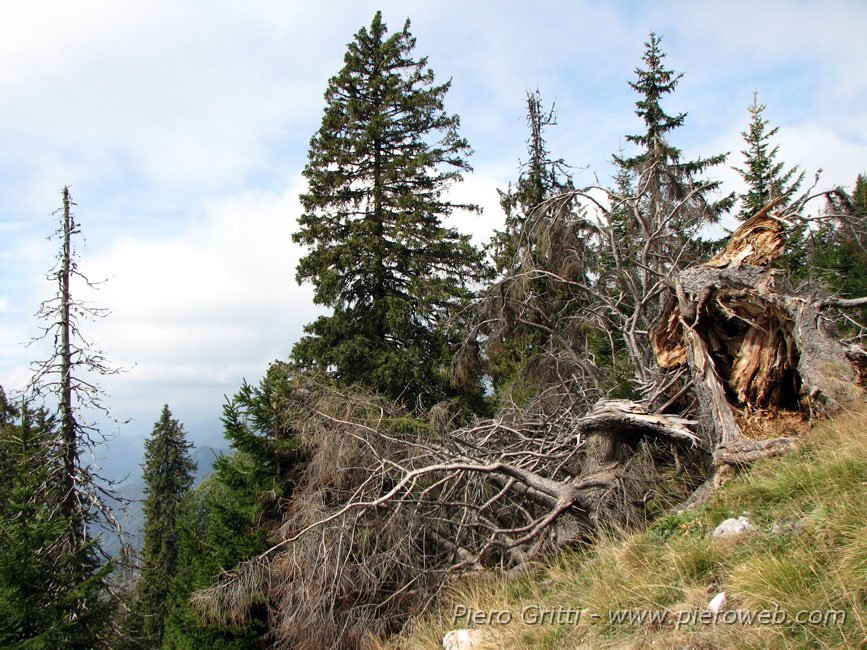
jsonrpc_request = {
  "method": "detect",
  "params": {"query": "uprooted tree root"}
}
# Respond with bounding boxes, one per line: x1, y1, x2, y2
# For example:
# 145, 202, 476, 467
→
651, 199, 866, 485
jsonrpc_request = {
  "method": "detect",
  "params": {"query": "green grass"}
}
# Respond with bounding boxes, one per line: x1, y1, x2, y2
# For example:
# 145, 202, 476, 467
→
385, 407, 867, 649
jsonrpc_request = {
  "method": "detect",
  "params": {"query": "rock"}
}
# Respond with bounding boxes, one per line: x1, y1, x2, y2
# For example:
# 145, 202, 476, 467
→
712, 516, 756, 538
771, 518, 806, 535
707, 591, 727, 613
443, 628, 487, 649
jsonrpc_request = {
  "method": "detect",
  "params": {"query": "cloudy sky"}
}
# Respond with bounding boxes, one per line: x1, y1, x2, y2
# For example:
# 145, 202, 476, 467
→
1, 0, 865, 444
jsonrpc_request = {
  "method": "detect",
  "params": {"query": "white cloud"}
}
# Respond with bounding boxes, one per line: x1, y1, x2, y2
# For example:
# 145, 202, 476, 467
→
3, 0, 867, 440
445, 172, 509, 248
78, 175, 320, 430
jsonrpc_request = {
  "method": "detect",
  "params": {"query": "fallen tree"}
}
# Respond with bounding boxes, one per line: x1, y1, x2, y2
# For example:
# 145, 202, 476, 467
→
191, 197, 865, 649
192, 384, 705, 649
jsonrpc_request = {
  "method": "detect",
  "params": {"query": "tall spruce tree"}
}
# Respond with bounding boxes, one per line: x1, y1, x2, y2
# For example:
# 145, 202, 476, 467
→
604, 33, 732, 386
733, 91, 804, 220
292, 11, 485, 409
613, 33, 732, 255
131, 405, 196, 648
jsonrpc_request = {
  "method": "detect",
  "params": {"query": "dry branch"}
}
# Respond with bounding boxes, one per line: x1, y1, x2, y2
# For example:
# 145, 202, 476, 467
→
192, 387, 702, 649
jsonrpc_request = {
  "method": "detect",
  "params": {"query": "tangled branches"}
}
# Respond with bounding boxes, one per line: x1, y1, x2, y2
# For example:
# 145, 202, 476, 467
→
192, 382, 702, 649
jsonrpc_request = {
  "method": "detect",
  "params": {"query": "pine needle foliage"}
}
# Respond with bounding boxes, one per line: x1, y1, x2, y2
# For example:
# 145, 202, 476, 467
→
130, 405, 196, 648
733, 91, 804, 221
292, 11, 486, 410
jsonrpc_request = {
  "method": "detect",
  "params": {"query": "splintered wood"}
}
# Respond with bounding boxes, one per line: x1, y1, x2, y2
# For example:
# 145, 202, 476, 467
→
651, 200, 865, 456
651, 299, 686, 369
651, 204, 798, 413
705, 200, 787, 268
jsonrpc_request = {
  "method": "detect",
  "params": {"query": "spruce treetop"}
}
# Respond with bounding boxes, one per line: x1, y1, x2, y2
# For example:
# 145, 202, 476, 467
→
618, 32, 687, 171
135, 404, 195, 647
733, 91, 804, 220
614, 33, 732, 233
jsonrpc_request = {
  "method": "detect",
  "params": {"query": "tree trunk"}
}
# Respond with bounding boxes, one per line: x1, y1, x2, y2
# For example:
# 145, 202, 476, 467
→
650, 202, 866, 475
60, 186, 80, 542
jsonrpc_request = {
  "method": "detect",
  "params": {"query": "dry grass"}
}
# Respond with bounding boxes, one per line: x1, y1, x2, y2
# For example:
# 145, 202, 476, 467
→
385, 405, 867, 649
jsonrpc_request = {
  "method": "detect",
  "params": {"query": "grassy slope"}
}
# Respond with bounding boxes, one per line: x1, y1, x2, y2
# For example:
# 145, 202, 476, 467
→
385, 407, 867, 649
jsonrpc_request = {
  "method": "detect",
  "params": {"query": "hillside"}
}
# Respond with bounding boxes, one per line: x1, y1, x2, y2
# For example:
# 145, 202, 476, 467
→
388, 407, 867, 649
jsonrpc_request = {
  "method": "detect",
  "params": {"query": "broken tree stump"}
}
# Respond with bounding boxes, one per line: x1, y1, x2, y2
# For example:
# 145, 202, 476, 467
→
650, 201, 866, 474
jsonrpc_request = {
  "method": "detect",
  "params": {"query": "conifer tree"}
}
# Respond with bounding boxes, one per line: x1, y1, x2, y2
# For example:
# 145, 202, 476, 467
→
491, 90, 572, 275
163, 366, 305, 648
162, 454, 270, 649
485, 91, 577, 394
733, 91, 804, 220
14, 187, 120, 647
131, 405, 196, 648
809, 173, 867, 322
603, 33, 732, 386
613, 32, 732, 261
0, 388, 114, 648
292, 11, 485, 409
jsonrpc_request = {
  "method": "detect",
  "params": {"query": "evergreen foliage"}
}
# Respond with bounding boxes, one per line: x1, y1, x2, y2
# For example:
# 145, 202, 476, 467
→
163, 365, 306, 648
129, 406, 196, 648
491, 90, 573, 275
0, 388, 115, 649
484, 91, 579, 395
733, 91, 804, 220
613, 32, 733, 259
162, 455, 270, 649
593, 33, 732, 388
292, 11, 486, 409
808, 174, 867, 322
221, 361, 306, 487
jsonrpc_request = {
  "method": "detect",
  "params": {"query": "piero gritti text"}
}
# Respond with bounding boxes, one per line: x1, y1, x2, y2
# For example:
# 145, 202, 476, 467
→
452, 605, 847, 628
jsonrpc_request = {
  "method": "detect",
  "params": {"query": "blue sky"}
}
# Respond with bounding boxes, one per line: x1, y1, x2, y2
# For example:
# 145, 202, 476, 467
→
1, 0, 865, 443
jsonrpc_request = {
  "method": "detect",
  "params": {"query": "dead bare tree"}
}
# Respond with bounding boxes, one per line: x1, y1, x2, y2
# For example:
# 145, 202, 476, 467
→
26, 187, 126, 554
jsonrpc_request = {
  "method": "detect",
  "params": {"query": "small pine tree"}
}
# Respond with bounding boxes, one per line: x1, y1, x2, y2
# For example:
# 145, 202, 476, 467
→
163, 365, 306, 648
130, 405, 196, 648
808, 174, 867, 322
292, 11, 486, 409
733, 91, 804, 220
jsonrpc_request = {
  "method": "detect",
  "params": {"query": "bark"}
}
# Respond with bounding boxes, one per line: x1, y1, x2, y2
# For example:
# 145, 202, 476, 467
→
60, 186, 78, 533
650, 201, 866, 466
715, 437, 798, 467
